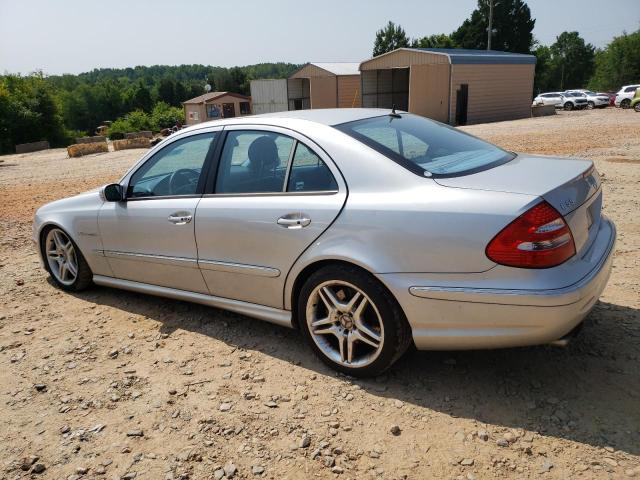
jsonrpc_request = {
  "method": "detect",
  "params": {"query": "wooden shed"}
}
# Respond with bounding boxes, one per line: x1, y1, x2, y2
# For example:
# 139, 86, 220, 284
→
287, 63, 361, 110
182, 91, 252, 125
359, 48, 536, 125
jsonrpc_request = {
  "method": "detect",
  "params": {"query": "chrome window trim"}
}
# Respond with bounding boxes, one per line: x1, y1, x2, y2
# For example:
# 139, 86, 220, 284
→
201, 190, 338, 198
124, 194, 202, 202
198, 259, 280, 278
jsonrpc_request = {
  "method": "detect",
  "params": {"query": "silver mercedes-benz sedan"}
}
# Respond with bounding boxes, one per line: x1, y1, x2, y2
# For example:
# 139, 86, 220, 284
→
33, 109, 616, 376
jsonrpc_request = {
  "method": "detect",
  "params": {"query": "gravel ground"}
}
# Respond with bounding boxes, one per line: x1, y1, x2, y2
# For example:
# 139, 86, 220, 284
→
1, 108, 639, 480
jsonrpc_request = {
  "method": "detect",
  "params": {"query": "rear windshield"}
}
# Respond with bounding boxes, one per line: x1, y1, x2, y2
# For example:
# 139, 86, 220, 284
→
335, 114, 515, 177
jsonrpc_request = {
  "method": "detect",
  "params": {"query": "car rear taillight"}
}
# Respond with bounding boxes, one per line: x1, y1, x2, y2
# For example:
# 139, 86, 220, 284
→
486, 201, 576, 268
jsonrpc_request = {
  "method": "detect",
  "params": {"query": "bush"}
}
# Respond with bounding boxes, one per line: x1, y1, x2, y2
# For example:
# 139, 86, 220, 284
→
151, 101, 185, 130
107, 110, 153, 139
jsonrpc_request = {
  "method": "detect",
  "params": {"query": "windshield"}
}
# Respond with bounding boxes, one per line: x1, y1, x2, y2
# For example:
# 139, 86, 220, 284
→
335, 114, 515, 177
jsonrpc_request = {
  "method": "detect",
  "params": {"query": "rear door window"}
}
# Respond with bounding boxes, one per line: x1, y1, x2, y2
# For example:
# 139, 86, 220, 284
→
287, 143, 337, 192
215, 131, 294, 194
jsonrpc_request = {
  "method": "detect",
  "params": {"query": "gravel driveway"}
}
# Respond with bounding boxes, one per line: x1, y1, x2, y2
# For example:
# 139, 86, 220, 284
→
1, 108, 639, 479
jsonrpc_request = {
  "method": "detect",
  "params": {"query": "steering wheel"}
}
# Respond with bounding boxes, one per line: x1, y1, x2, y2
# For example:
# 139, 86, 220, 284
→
169, 168, 200, 195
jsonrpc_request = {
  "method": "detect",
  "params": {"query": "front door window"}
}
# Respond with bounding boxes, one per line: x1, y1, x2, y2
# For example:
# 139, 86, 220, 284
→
127, 133, 216, 198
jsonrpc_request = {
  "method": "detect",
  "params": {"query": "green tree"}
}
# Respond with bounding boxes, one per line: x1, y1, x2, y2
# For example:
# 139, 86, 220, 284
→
550, 31, 595, 90
125, 81, 153, 112
452, 0, 535, 53
533, 44, 553, 93
0, 74, 68, 153
151, 101, 185, 130
411, 33, 457, 49
589, 30, 640, 91
157, 78, 176, 106
373, 21, 410, 57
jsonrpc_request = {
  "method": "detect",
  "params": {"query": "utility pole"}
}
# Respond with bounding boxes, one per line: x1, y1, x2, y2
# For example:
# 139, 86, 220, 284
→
487, 0, 494, 50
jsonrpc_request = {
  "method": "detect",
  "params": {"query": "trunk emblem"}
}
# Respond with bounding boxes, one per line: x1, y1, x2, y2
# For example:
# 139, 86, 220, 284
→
559, 198, 575, 212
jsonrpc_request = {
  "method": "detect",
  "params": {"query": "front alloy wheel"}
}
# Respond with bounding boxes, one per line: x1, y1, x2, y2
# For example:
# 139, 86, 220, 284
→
564, 102, 574, 111
298, 265, 412, 376
46, 228, 78, 286
43, 227, 93, 291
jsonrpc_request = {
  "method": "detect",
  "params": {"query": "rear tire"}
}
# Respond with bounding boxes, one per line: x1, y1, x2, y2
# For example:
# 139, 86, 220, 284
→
41, 226, 93, 292
297, 264, 412, 377
634, 103, 640, 112
564, 102, 574, 111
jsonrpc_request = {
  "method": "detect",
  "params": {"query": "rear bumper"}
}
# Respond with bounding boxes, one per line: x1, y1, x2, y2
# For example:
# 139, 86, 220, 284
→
378, 217, 616, 350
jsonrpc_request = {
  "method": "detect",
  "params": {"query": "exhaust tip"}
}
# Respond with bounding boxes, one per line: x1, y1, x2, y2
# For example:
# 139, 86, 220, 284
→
548, 338, 571, 347
548, 322, 584, 347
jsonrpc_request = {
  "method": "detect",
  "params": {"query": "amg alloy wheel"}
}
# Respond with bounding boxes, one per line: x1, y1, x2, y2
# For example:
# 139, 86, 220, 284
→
298, 265, 412, 377
306, 280, 384, 368
43, 227, 93, 291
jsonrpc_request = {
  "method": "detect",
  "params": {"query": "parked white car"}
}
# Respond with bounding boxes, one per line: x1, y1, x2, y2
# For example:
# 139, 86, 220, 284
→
614, 84, 640, 108
532, 92, 565, 107
560, 92, 588, 110
567, 90, 610, 109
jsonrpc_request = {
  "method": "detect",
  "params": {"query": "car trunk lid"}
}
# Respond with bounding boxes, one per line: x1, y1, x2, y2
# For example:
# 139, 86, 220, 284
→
434, 154, 602, 256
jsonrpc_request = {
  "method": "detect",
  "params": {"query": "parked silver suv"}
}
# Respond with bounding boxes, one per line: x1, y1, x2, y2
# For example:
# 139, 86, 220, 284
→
561, 92, 589, 110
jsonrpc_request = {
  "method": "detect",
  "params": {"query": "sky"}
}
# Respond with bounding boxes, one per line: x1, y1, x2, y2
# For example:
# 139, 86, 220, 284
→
1, 0, 639, 75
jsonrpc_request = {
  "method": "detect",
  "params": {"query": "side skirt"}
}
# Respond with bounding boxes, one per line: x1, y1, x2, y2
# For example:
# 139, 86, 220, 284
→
92, 275, 293, 329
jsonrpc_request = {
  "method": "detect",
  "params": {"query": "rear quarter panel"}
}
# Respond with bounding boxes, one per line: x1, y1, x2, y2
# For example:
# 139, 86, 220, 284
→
283, 130, 540, 309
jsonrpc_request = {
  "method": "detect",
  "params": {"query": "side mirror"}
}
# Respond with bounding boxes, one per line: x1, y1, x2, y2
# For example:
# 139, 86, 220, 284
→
103, 183, 124, 202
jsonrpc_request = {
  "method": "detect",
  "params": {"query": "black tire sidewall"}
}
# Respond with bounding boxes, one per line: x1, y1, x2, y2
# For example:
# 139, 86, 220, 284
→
297, 265, 407, 377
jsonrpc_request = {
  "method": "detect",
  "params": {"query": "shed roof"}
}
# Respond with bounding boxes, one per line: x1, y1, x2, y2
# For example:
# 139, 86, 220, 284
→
360, 48, 536, 68
303, 62, 361, 76
182, 91, 251, 104
415, 48, 536, 64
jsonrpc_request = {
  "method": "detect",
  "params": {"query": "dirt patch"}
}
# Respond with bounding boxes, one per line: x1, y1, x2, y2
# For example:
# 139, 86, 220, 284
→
1, 109, 639, 479
606, 157, 640, 164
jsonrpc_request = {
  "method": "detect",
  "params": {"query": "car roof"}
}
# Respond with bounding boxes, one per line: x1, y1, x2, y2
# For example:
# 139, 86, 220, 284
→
182, 109, 394, 134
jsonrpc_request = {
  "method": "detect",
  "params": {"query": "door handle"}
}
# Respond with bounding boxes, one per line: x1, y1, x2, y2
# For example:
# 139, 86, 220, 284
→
168, 212, 193, 225
277, 214, 311, 229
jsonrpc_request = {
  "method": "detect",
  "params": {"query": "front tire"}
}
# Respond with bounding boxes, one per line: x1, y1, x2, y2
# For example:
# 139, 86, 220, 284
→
42, 227, 93, 291
564, 102, 574, 111
634, 103, 640, 112
587, 101, 595, 109
621, 99, 631, 109
298, 265, 412, 377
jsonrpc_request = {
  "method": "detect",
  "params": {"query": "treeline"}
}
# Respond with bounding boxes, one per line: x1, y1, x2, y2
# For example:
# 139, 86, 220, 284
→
0, 63, 298, 154
373, 0, 640, 94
